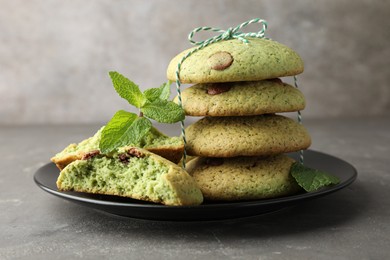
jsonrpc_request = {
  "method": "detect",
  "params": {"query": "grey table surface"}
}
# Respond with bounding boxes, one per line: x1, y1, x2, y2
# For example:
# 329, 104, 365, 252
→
0, 117, 389, 260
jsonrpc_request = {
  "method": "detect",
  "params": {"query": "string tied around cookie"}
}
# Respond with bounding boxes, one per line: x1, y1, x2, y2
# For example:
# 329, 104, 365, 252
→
176, 18, 268, 169
188, 18, 268, 46
294, 75, 305, 165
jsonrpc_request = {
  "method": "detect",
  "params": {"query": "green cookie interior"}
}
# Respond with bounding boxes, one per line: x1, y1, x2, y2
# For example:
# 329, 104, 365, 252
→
57, 148, 203, 206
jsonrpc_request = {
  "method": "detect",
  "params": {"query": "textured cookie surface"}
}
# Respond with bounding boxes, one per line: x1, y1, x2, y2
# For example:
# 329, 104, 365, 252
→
185, 114, 311, 157
51, 126, 184, 170
174, 79, 305, 116
167, 38, 304, 83
57, 147, 203, 206
186, 155, 302, 201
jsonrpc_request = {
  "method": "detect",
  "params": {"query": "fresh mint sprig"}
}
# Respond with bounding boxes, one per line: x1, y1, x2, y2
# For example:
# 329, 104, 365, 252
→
109, 71, 147, 108
99, 71, 185, 154
290, 162, 340, 192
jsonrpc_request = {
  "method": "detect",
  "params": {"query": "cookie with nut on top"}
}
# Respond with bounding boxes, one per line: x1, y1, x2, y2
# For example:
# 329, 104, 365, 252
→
166, 38, 304, 84
173, 79, 306, 117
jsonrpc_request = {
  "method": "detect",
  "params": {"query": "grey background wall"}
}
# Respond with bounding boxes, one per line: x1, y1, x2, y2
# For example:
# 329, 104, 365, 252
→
1, 0, 389, 125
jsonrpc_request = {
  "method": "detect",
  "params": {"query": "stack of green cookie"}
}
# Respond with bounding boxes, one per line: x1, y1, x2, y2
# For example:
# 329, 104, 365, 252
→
167, 38, 311, 201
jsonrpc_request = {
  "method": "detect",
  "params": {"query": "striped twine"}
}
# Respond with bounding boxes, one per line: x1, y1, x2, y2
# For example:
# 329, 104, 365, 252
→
188, 18, 268, 46
294, 75, 304, 165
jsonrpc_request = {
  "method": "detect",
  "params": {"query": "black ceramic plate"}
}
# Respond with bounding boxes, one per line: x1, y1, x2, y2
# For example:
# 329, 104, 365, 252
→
34, 150, 357, 221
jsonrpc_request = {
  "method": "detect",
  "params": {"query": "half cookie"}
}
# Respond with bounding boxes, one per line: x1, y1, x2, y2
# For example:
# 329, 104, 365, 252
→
51, 126, 184, 170
186, 155, 302, 201
56, 147, 203, 206
185, 114, 311, 157
167, 38, 304, 83
173, 79, 305, 116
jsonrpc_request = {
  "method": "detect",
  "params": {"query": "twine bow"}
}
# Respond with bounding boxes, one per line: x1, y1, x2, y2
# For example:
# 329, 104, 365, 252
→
188, 18, 268, 46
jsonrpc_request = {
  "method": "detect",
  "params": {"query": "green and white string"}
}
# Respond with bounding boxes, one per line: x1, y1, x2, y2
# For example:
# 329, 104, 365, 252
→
294, 75, 304, 164
175, 18, 304, 168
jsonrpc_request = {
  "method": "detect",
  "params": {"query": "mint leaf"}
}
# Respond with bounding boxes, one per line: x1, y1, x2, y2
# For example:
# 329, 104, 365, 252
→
109, 71, 146, 108
99, 110, 151, 153
143, 88, 161, 103
127, 116, 152, 144
141, 99, 185, 123
290, 162, 340, 192
144, 81, 171, 102
158, 81, 171, 101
